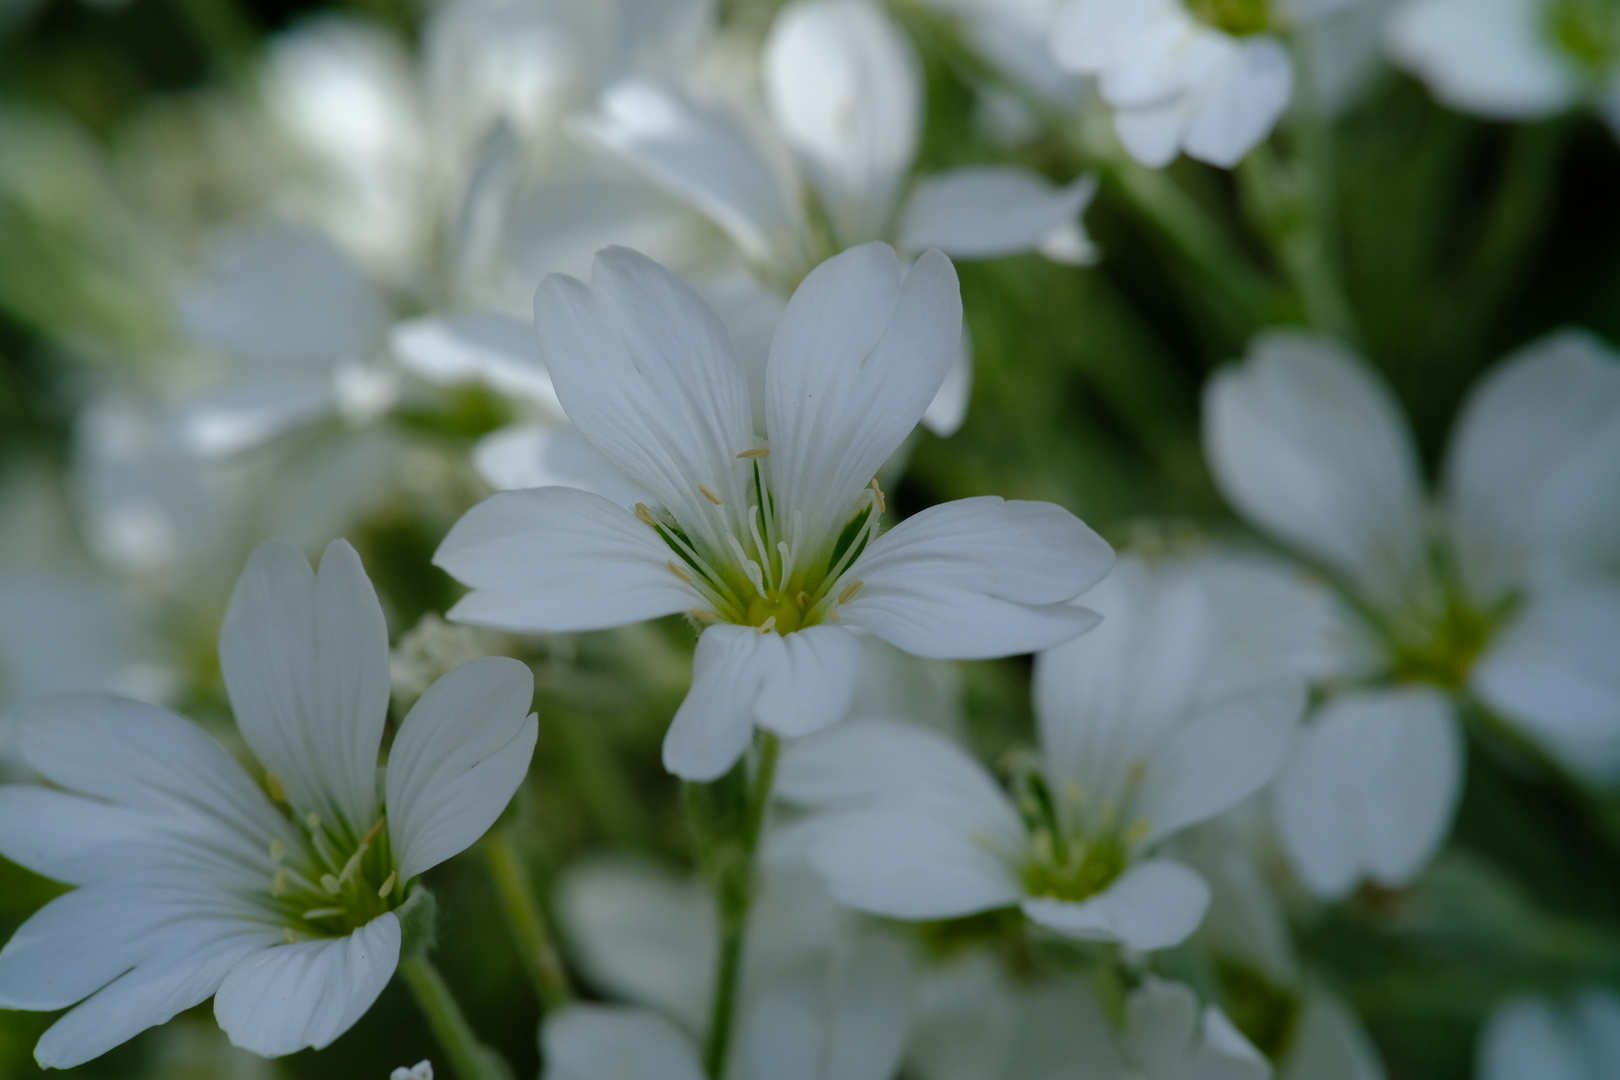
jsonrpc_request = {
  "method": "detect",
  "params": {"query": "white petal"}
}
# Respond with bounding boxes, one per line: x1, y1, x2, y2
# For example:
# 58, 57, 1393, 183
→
8, 693, 291, 881
1282, 989, 1388, 1080
30, 915, 274, 1070
1387, 0, 1578, 119
1051, 0, 1178, 74
663, 624, 862, 778
1274, 689, 1462, 898
533, 246, 758, 548
1472, 586, 1620, 785
473, 423, 654, 508
0, 786, 162, 885
1137, 680, 1303, 846
742, 934, 912, 1080
1125, 977, 1269, 1080
179, 222, 389, 366
386, 656, 537, 881
841, 496, 1113, 658
899, 167, 1098, 260
174, 377, 337, 457
1479, 995, 1588, 1080
922, 333, 974, 437
541, 1004, 705, 1080
806, 806, 1023, 919
577, 79, 802, 265
1443, 330, 1620, 604
765, 244, 962, 545
777, 718, 1026, 843
214, 913, 401, 1056
1114, 96, 1194, 169
763, 0, 920, 245
1182, 36, 1293, 168
220, 539, 389, 831
1204, 331, 1429, 608
1021, 859, 1210, 951
390, 311, 560, 410
435, 487, 698, 632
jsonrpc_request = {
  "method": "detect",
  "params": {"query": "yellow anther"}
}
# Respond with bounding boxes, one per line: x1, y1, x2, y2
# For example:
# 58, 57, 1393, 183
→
869, 478, 886, 513
757, 616, 777, 635
699, 484, 723, 505
690, 608, 718, 622
282, 927, 303, 945
379, 871, 397, 898
269, 838, 286, 863
826, 607, 841, 623
1124, 820, 1152, 846
305, 811, 322, 831
271, 869, 288, 898
303, 907, 343, 920
362, 817, 387, 846
635, 503, 659, 528
737, 447, 771, 459
264, 772, 286, 803
321, 873, 341, 895
838, 580, 864, 604
796, 591, 810, 610
667, 559, 695, 583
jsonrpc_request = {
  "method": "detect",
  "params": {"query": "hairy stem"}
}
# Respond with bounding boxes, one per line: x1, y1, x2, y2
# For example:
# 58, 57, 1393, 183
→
400, 954, 514, 1080
483, 829, 575, 1014
697, 732, 782, 1080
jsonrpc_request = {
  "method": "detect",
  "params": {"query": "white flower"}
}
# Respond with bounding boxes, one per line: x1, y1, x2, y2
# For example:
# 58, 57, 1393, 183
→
1478, 987, 1620, 1080
578, 0, 1098, 280
391, 1060, 435, 1080
434, 242, 1111, 780
1121, 977, 1271, 1080
1387, 0, 1620, 135
775, 555, 1301, 951
1203, 329, 1620, 897
1050, 0, 1309, 168
0, 539, 537, 1066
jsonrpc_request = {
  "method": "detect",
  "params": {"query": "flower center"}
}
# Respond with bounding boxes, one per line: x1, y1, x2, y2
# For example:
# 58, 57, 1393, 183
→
262, 794, 402, 940
1187, 0, 1270, 36
635, 451, 883, 636
1386, 585, 1499, 690
1012, 762, 1147, 903
1549, 0, 1620, 71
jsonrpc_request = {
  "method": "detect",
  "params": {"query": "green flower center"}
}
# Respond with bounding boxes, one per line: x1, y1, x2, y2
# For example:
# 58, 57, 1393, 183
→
1013, 763, 1146, 903
1187, 0, 1270, 36
1549, 0, 1620, 71
260, 787, 404, 940
635, 452, 883, 636
1385, 582, 1501, 690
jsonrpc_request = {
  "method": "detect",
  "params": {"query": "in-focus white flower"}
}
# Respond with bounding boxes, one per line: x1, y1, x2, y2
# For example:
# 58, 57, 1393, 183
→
1388, 0, 1620, 136
1203, 329, 1620, 897
775, 555, 1301, 951
579, 0, 1099, 281
391, 1060, 435, 1080
1051, 0, 1356, 167
434, 242, 1111, 780
1478, 987, 1620, 1080
0, 539, 537, 1066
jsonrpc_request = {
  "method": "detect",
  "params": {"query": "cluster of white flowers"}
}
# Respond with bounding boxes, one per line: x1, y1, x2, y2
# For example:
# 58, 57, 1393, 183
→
0, 0, 1617, 1078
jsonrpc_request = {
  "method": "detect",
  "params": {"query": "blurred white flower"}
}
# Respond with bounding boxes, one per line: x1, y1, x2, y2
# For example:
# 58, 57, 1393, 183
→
1121, 977, 1271, 1080
1051, 0, 1362, 167
775, 556, 1300, 951
390, 1061, 434, 1080
0, 539, 537, 1066
579, 0, 1099, 281
1388, 0, 1620, 135
1204, 330, 1620, 897
435, 243, 1111, 780
1478, 987, 1620, 1080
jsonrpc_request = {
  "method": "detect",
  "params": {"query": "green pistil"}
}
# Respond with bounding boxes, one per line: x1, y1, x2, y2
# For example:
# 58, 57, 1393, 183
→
1389, 593, 1497, 690
269, 810, 402, 937
1187, 0, 1270, 36
745, 590, 806, 635
1023, 831, 1128, 902
1550, 0, 1620, 71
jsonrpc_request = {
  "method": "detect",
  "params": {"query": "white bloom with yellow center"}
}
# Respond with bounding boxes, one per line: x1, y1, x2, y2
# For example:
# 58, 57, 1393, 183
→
0, 539, 537, 1067
434, 242, 1112, 780
773, 556, 1302, 951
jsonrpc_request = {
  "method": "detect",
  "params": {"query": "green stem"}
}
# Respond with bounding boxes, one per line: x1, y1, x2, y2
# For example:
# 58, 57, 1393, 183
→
399, 954, 514, 1080
483, 829, 575, 1014
1285, 40, 1359, 342
700, 733, 781, 1080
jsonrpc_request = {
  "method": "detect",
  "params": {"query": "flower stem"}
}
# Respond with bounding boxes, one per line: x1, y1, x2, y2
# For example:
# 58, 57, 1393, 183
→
482, 828, 574, 1014
691, 732, 781, 1080
399, 954, 514, 1080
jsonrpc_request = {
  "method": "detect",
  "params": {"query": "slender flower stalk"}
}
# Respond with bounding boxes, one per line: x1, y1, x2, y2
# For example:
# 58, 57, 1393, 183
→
482, 829, 574, 1014
400, 955, 513, 1080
